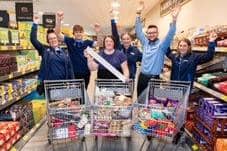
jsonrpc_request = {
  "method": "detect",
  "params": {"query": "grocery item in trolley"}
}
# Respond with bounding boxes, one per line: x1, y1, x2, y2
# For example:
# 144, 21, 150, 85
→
92, 79, 134, 137
133, 79, 191, 142
44, 80, 91, 145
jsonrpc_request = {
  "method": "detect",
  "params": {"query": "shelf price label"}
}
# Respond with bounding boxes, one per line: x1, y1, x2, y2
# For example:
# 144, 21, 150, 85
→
8, 74, 13, 79
10, 147, 17, 151
23, 135, 29, 141
221, 95, 227, 102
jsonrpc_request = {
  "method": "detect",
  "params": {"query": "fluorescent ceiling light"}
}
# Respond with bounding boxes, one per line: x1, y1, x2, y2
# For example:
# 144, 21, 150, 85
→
111, 1, 120, 8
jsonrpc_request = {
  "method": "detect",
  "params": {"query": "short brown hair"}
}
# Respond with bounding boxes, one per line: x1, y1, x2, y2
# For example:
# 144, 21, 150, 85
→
121, 33, 132, 40
177, 38, 192, 55
46, 28, 55, 43
103, 35, 116, 49
73, 25, 84, 34
148, 25, 158, 30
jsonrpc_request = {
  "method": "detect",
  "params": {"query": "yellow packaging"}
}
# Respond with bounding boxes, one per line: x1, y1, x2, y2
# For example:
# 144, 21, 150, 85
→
31, 100, 47, 124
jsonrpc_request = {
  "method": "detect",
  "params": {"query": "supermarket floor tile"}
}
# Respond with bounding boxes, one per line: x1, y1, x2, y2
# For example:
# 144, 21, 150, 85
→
22, 122, 190, 151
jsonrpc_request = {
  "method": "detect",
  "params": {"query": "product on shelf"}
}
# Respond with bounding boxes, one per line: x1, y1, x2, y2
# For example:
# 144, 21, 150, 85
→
9, 29, 20, 45
197, 72, 227, 94
172, 25, 227, 48
0, 28, 9, 45
193, 97, 227, 150
16, 50, 40, 72
0, 122, 20, 150
31, 99, 46, 124
0, 55, 17, 76
216, 139, 227, 151
18, 22, 46, 49
214, 81, 227, 94
0, 77, 37, 106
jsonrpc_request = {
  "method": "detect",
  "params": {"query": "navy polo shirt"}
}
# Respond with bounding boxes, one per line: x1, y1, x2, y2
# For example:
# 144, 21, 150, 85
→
97, 50, 127, 79
48, 48, 67, 80
64, 36, 93, 76
121, 45, 142, 79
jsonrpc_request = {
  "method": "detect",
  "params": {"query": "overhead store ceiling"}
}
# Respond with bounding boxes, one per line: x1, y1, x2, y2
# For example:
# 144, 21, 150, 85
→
32, 0, 159, 34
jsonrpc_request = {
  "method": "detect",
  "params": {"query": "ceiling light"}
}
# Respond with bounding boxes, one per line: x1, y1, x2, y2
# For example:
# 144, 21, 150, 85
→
111, 1, 120, 8
63, 23, 70, 26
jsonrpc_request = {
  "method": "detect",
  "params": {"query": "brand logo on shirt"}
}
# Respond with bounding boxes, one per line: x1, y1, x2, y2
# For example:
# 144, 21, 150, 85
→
130, 52, 135, 55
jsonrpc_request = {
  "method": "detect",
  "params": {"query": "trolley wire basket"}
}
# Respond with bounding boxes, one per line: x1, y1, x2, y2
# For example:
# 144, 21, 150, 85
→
44, 79, 91, 150
91, 79, 134, 137
133, 79, 191, 143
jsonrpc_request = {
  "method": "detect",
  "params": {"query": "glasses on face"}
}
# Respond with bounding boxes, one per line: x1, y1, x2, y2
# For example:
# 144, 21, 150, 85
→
146, 32, 157, 35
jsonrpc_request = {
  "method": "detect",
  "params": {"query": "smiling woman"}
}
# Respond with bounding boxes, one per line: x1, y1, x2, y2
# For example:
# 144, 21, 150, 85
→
30, 16, 74, 95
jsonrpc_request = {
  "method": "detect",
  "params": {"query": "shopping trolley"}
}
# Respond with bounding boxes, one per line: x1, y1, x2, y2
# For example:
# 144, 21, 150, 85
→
91, 79, 134, 151
44, 79, 91, 151
133, 79, 191, 151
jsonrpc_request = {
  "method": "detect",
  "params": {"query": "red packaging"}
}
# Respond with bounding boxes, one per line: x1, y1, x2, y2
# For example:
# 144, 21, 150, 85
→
0, 129, 10, 142
68, 124, 77, 139
0, 144, 7, 151
0, 133, 6, 146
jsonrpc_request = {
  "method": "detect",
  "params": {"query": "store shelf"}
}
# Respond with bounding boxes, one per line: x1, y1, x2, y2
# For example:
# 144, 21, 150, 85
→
10, 117, 46, 151
165, 56, 225, 71
163, 58, 227, 102
0, 67, 39, 82
194, 116, 212, 132
0, 86, 36, 111
193, 47, 227, 53
0, 45, 34, 51
171, 46, 227, 53
194, 127, 212, 146
193, 82, 227, 102
196, 56, 226, 71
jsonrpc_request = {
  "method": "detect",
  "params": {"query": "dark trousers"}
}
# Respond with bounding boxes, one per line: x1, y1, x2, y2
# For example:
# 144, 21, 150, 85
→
74, 74, 90, 89
137, 73, 159, 97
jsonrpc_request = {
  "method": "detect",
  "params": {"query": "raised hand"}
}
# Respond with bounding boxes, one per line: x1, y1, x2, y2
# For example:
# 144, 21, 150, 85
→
93, 23, 101, 33
209, 32, 218, 42
110, 9, 115, 19
84, 48, 93, 61
136, 0, 145, 14
33, 15, 39, 24
171, 5, 181, 21
56, 11, 64, 21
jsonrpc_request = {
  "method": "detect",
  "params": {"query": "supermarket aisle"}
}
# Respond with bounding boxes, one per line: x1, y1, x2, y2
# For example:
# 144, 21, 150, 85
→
22, 122, 189, 151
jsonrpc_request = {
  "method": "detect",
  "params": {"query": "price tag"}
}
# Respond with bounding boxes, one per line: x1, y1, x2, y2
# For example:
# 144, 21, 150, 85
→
10, 147, 17, 151
221, 95, 227, 102
8, 74, 13, 79
23, 135, 29, 141
22, 70, 26, 74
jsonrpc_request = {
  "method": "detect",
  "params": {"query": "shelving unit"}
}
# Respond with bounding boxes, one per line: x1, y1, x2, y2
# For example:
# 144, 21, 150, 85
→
0, 45, 34, 51
0, 67, 39, 82
0, 85, 37, 111
10, 117, 46, 151
164, 56, 227, 102
171, 46, 227, 53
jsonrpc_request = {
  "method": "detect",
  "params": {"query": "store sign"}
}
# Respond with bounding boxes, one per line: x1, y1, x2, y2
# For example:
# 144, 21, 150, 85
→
0, 10, 9, 28
43, 14, 56, 28
160, 0, 191, 16
15, 2, 33, 21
